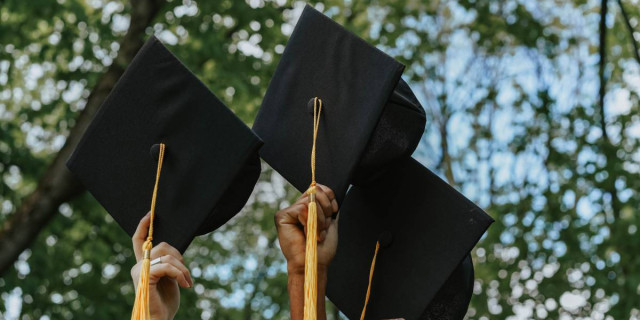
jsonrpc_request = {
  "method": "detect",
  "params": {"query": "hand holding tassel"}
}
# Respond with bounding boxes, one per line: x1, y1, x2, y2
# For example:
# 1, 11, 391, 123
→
130, 213, 193, 320
275, 184, 339, 320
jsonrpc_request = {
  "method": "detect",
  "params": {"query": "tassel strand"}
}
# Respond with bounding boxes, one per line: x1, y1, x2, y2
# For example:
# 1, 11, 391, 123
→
359, 241, 380, 320
131, 143, 166, 320
303, 97, 322, 320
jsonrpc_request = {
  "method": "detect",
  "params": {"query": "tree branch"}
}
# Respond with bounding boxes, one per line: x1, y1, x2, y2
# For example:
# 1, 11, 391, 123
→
598, 0, 609, 141
0, 0, 165, 276
599, 0, 621, 222
616, 0, 640, 65
438, 111, 456, 187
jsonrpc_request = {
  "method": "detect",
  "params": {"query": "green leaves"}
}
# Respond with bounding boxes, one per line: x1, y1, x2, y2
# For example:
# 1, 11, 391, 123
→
1, 0, 639, 319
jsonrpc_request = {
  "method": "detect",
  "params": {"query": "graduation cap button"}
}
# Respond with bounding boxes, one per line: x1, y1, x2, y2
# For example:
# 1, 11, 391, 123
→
150, 143, 162, 162
307, 97, 325, 115
378, 230, 393, 248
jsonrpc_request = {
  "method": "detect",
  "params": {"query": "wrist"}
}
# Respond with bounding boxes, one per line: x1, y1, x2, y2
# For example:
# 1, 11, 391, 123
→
287, 264, 329, 283
151, 314, 173, 320
287, 263, 305, 277
287, 265, 329, 320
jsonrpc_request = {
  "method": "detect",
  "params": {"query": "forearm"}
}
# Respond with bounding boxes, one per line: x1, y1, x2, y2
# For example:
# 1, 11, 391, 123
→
287, 267, 328, 320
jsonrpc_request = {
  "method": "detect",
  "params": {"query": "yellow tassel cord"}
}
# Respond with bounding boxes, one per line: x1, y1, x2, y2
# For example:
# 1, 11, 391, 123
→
131, 143, 166, 320
359, 241, 380, 320
303, 97, 322, 320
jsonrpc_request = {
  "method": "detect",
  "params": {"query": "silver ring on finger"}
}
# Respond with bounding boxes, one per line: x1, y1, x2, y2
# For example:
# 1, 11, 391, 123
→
150, 256, 162, 266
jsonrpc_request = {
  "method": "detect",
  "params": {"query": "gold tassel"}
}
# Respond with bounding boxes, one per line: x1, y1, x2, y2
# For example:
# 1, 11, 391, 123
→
359, 241, 380, 320
303, 97, 322, 320
131, 241, 152, 320
131, 143, 166, 320
303, 185, 319, 319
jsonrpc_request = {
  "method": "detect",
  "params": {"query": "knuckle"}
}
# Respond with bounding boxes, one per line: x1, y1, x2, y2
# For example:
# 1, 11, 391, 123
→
168, 246, 180, 256
274, 211, 285, 225
318, 184, 329, 194
293, 203, 305, 214
169, 255, 182, 265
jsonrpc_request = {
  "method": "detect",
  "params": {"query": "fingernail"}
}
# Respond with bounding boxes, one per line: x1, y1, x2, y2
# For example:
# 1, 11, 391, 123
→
331, 199, 338, 212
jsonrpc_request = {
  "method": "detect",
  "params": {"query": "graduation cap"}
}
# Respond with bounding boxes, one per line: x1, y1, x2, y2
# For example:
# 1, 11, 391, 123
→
326, 158, 494, 319
253, 5, 426, 205
252, 6, 426, 318
67, 36, 263, 254
67, 35, 263, 318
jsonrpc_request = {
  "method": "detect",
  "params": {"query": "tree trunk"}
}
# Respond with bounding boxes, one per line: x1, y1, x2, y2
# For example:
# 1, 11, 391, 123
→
598, 0, 621, 221
0, 0, 165, 276
598, 0, 608, 141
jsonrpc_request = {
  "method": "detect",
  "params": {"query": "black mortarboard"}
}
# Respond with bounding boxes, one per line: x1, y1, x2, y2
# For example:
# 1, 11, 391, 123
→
326, 158, 494, 319
253, 5, 426, 204
67, 36, 262, 253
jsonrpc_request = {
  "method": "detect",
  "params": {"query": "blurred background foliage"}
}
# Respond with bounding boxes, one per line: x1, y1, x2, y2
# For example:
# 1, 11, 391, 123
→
0, 0, 639, 319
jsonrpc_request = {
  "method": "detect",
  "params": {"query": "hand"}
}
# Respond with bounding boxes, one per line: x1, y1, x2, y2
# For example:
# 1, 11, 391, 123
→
275, 184, 339, 275
275, 184, 339, 320
130, 213, 193, 320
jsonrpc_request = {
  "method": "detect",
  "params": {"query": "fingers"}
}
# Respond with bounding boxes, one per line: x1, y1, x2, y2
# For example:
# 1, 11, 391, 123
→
328, 212, 339, 235
149, 259, 193, 288
310, 185, 337, 240
313, 189, 334, 220
150, 255, 193, 288
296, 201, 328, 231
295, 206, 307, 227
318, 229, 328, 242
291, 201, 329, 242
275, 201, 327, 233
276, 184, 339, 243
323, 212, 339, 243
296, 184, 338, 216
130, 241, 193, 289
150, 242, 184, 264
275, 203, 307, 230
314, 204, 329, 241
132, 212, 151, 261
317, 184, 338, 213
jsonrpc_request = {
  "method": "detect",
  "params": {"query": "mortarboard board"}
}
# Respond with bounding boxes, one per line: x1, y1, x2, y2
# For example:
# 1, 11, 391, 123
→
253, 5, 426, 205
253, 6, 429, 319
326, 157, 494, 319
67, 36, 263, 254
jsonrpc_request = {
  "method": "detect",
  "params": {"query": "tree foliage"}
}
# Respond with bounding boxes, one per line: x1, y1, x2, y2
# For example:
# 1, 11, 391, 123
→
1, 0, 639, 319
